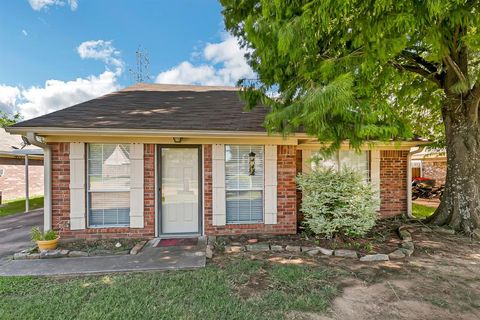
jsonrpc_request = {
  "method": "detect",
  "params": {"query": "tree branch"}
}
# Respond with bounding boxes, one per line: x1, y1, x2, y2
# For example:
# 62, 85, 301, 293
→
392, 63, 442, 87
400, 50, 439, 74
443, 55, 468, 86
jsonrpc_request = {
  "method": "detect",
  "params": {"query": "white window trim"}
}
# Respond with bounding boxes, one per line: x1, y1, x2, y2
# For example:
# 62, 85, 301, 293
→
86, 143, 131, 228
225, 144, 265, 225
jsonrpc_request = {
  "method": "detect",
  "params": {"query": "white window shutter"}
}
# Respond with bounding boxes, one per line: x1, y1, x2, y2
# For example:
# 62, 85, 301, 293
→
69, 142, 86, 230
212, 144, 226, 226
370, 150, 381, 208
264, 145, 277, 224
130, 143, 144, 228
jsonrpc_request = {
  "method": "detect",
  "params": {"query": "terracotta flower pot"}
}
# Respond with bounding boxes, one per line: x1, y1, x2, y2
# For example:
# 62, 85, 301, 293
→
37, 237, 59, 251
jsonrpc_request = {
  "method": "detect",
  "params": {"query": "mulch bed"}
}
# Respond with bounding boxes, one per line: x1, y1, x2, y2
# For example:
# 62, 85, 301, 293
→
216, 218, 403, 255
58, 238, 147, 256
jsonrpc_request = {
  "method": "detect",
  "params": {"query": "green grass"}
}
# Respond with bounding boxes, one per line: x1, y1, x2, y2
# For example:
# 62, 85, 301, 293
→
412, 203, 436, 218
0, 260, 338, 320
0, 196, 44, 217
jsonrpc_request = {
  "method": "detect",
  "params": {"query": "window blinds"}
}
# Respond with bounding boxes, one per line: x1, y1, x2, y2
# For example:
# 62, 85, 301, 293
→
87, 144, 131, 227
225, 145, 264, 223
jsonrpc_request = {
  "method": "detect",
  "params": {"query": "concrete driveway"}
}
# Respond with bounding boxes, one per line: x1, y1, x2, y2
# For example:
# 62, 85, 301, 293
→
0, 209, 43, 259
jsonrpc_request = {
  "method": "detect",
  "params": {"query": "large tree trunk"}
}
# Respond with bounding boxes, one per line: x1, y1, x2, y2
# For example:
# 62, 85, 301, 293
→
427, 97, 480, 235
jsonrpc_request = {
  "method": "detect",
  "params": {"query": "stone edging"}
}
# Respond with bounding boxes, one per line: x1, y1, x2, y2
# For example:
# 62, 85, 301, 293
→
13, 240, 148, 260
207, 227, 415, 262
388, 225, 415, 259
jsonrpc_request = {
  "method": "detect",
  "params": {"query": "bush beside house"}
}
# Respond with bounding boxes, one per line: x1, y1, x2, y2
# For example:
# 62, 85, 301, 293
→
297, 168, 379, 238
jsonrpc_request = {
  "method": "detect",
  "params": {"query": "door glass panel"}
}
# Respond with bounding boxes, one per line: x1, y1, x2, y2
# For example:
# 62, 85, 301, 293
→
161, 148, 199, 234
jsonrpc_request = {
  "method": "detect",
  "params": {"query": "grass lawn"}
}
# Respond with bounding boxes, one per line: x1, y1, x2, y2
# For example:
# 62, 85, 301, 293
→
0, 196, 44, 218
412, 203, 436, 218
0, 260, 338, 320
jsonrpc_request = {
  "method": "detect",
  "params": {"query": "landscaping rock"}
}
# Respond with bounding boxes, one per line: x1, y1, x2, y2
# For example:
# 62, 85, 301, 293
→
206, 245, 214, 259
69, 251, 89, 258
473, 228, 480, 241
334, 249, 358, 258
130, 240, 147, 255
245, 243, 270, 252
285, 245, 302, 252
40, 249, 69, 259
401, 241, 414, 251
224, 245, 244, 253
306, 249, 319, 256
434, 227, 455, 235
270, 245, 284, 251
389, 249, 406, 259
400, 248, 414, 257
115, 242, 122, 248
13, 252, 29, 260
318, 247, 334, 256
360, 254, 389, 262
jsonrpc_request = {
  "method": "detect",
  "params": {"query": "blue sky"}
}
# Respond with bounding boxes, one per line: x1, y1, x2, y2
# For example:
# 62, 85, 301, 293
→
0, 0, 253, 119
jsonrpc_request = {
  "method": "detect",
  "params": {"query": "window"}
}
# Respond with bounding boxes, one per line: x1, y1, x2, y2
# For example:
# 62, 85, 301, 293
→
311, 150, 370, 180
87, 144, 131, 227
225, 145, 264, 224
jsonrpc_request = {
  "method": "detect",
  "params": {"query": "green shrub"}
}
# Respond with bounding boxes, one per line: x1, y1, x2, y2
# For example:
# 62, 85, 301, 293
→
30, 227, 58, 241
297, 168, 379, 238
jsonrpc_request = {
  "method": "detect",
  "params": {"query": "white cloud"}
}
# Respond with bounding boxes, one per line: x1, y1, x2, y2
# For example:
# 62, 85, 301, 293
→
28, 0, 78, 11
0, 39, 122, 119
155, 34, 255, 86
77, 40, 124, 75
16, 71, 119, 119
22, 30, 28, 36
0, 86, 21, 114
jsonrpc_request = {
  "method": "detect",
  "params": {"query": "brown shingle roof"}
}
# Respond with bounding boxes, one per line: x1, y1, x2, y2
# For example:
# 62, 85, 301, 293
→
11, 83, 269, 132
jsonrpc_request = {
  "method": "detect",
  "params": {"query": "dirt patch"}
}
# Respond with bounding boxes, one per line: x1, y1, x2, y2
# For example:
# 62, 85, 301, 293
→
213, 222, 480, 319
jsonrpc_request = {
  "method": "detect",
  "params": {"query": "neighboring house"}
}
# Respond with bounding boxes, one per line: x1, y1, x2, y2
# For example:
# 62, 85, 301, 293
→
0, 128, 44, 202
411, 148, 447, 186
7, 83, 425, 239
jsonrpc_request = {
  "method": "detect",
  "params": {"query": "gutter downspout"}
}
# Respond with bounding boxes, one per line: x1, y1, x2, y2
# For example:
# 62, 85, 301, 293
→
25, 132, 51, 231
407, 146, 426, 218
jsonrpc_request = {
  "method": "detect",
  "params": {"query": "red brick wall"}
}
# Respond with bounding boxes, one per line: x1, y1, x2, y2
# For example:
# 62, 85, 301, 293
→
50, 142, 155, 239
204, 145, 297, 235
0, 157, 43, 201
380, 150, 408, 218
421, 160, 446, 186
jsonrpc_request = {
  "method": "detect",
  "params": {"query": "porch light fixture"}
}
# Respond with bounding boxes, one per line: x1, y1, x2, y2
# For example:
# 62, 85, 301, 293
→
173, 137, 182, 143
249, 151, 256, 176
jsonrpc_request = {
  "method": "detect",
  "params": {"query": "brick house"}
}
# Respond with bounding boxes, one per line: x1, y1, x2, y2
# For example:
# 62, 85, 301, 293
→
411, 148, 446, 186
0, 128, 44, 201
7, 83, 425, 239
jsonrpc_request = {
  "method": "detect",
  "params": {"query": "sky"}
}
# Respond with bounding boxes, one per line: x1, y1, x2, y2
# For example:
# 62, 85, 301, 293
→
0, 0, 254, 119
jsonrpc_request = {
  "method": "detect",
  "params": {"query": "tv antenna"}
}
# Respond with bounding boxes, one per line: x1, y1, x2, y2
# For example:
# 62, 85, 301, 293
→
129, 46, 150, 83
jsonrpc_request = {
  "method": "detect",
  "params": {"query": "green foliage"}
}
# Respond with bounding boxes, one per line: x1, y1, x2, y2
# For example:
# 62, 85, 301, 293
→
221, 0, 480, 149
297, 168, 379, 238
30, 227, 58, 242
0, 111, 21, 128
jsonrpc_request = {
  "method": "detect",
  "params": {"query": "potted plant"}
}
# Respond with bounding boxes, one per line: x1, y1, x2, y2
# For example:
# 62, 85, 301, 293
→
31, 227, 59, 251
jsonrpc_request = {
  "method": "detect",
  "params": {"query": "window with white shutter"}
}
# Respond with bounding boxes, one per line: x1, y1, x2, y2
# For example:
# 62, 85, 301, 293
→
225, 145, 264, 224
87, 144, 131, 227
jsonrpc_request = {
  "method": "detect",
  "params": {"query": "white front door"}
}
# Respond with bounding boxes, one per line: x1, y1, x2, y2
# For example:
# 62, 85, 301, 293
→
160, 147, 200, 234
